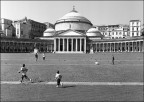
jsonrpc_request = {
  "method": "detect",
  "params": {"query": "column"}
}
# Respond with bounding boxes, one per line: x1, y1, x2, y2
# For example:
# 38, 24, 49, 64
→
136, 41, 138, 52
58, 38, 60, 51
102, 43, 104, 52
121, 42, 122, 52
132, 41, 134, 52
141, 40, 144, 52
110, 43, 111, 52
76, 38, 77, 52
80, 38, 81, 52
67, 38, 69, 52
106, 43, 108, 52
95, 43, 97, 52
63, 38, 64, 52
71, 38, 73, 51
125, 42, 126, 52
51, 44, 52, 52
128, 42, 130, 52
135, 42, 137, 52
84, 38, 86, 53
139, 41, 141, 52
114, 43, 115, 52
54, 38, 56, 52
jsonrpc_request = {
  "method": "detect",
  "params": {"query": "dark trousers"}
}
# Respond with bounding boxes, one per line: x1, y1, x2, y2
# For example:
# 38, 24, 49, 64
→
112, 60, 114, 65
57, 79, 61, 85
21, 75, 29, 80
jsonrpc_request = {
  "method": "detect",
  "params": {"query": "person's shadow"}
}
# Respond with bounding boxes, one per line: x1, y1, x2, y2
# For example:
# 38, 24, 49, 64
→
62, 85, 76, 88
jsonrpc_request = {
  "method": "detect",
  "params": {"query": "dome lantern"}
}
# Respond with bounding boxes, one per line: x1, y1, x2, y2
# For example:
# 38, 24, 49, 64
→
71, 5, 77, 13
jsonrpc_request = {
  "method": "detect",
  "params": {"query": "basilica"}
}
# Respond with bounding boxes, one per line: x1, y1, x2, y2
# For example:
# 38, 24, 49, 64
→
39, 7, 143, 53
1, 7, 144, 53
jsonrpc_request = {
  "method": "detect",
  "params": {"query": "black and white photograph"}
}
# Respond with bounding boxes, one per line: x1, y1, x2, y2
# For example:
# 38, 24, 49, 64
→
0, 0, 143, 101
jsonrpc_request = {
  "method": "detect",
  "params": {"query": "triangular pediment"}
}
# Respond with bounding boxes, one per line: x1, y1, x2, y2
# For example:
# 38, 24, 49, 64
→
55, 30, 86, 37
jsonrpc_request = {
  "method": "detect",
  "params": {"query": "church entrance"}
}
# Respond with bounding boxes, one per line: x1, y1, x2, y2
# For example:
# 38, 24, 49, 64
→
54, 37, 86, 53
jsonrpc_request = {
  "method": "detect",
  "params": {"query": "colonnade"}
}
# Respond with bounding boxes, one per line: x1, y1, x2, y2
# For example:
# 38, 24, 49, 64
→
1, 41, 54, 53
54, 37, 86, 53
89, 40, 144, 53
1, 38, 143, 53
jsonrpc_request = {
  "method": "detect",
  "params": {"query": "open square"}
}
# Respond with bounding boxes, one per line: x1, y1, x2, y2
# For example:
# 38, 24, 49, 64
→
1, 53, 143, 101
1, 1, 143, 101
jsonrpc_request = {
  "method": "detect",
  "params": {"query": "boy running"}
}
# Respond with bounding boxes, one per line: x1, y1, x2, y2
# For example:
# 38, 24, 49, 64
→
18, 64, 32, 83
55, 70, 62, 87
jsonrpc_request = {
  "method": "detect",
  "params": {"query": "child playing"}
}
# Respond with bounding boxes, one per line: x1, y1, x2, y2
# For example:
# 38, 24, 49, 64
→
55, 70, 62, 87
42, 53, 45, 60
18, 64, 32, 83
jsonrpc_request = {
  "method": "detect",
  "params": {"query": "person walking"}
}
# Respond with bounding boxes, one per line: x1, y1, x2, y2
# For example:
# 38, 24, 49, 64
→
55, 70, 62, 87
42, 53, 45, 60
112, 55, 115, 65
35, 53, 38, 61
18, 64, 32, 83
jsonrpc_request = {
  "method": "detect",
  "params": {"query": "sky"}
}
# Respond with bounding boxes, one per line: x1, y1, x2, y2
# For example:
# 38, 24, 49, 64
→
1, 1, 143, 25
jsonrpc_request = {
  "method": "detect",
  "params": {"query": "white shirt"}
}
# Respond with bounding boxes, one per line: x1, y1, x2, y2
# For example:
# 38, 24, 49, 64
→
55, 73, 62, 80
43, 54, 45, 57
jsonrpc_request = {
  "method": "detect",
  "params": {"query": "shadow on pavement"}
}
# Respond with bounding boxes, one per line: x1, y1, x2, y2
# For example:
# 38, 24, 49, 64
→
62, 85, 76, 88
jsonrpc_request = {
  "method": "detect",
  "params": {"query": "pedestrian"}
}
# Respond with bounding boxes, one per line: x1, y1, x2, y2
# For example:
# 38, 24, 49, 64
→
18, 64, 32, 83
42, 53, 45, 60
35, 53, 38, 61
112, 55, 115, 65
55, 70, 62, 87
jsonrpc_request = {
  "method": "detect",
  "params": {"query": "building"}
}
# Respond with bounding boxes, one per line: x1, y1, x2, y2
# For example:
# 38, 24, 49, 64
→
14, 17, 47, 39
38, 7, 143, 53
44, 22, 54, 29
1, 7, 144, 53
0, 18, 15, 37
141, 24, 144, 36
98, 25, 130, 39
97, 25, 109, 38
39, 7, 94, 53
129, 20, 141, 37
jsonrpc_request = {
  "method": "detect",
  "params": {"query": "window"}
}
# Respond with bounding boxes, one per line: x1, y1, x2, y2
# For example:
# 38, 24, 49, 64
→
137, 28, 139, 31
17, 29, 19, 34
132, 33, 134, 36
137, 32, 139, 36
21, 31, 23, 35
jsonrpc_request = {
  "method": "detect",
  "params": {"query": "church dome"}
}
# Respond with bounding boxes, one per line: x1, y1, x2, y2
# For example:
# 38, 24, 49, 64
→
55, 7, 92, 31
86, 27, 103, 37
56, 9, 92, 24
43, 28, 55, 36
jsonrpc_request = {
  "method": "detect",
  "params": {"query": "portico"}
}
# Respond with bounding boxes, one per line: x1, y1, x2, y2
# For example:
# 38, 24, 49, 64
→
54, 30, 86, 53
